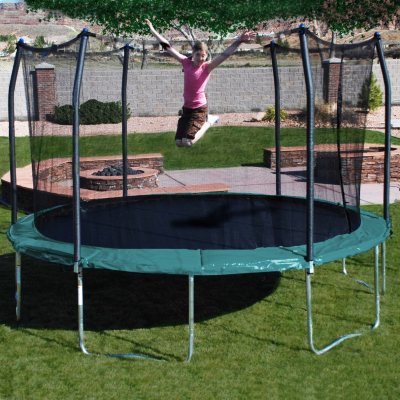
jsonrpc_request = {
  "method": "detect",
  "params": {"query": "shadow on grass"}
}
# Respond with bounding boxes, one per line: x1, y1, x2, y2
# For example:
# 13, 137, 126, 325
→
0, 253, 281, 331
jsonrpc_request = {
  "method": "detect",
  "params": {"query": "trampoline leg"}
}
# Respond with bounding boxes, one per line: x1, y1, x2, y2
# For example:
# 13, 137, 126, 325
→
306, 249, 380, 355
77, 267, 90, 356
381, 242, 386, 294
75, 266, 171, 361
15, 252, 21, 321
342, 258, 347, 275
372, 245, 380, 330
187, 274, 195, 362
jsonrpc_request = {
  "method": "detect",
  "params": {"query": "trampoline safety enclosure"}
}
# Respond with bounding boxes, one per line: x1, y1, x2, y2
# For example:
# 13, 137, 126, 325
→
6, 26, 392, 361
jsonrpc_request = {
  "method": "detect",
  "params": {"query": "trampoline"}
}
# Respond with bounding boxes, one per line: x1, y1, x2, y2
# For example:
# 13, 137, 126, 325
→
8, 194, 389, 274
6, 192, 391, 359
6, 26, 393, 360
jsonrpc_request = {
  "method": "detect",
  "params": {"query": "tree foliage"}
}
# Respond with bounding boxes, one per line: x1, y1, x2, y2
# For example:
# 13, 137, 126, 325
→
24, 0, 400, 35
319, 0, 400, 33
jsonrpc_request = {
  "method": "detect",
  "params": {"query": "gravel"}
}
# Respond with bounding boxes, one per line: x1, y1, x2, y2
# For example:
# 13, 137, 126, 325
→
1, 107, 399, 137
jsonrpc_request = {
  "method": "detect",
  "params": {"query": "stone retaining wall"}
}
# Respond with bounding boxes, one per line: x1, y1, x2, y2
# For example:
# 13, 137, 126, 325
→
264, 144, 400, 183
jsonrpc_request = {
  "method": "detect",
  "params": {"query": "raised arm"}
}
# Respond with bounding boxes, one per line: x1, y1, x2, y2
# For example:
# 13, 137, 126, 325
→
145, 19, 186, 62
208, 31, 257, 72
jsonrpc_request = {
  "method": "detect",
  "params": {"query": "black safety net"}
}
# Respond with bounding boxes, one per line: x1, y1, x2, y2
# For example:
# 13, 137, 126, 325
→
13, 28, 379, 251
264, 29, 376, 215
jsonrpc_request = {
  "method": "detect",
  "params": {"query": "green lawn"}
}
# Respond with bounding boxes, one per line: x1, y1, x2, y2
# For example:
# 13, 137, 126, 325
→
2, 126, 398, 176
1, 127, 399, 399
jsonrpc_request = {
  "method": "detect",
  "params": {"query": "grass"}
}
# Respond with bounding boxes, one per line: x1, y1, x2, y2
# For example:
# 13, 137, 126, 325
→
2, 126, 399, 176
1, 126, 400, 399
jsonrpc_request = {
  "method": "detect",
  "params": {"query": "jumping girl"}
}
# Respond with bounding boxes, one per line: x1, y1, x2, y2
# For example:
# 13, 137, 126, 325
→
145, 19, 256, 147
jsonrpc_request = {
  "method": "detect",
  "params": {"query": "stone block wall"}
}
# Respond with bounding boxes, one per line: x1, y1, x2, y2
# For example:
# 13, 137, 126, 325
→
1, 59, 399, 121
0, 62, 27, 120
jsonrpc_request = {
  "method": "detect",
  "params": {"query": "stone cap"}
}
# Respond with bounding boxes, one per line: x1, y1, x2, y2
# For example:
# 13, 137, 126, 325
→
322, 57, 343, 64
35, 62, 55, 70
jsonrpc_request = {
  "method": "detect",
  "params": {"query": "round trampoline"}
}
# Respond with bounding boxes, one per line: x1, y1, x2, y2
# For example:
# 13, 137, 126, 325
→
5, 27, 393, 360
8, 193, 390, 275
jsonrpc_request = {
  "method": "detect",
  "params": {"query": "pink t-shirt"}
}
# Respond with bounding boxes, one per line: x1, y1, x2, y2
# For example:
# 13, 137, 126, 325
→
181, 57, 210, 109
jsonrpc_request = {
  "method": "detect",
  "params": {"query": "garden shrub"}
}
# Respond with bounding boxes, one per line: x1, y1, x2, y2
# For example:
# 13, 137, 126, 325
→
298, 102, 337, 127
4, 37, 16, 54
51, 99, 131, 125
0, 34, 16, 41
262, 106, 288, 122
314, 102, 337, 126
358, 73, 383, 112
33, 35, 47, 48
52, 104, 73, 125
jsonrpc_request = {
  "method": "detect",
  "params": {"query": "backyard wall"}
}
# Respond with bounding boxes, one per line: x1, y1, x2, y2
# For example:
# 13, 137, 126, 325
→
0, 60, 399, 120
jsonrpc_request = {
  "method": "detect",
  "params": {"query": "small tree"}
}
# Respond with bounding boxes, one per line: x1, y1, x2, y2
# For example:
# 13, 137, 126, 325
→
33, 35, 47, 48
358, 74, 383, 112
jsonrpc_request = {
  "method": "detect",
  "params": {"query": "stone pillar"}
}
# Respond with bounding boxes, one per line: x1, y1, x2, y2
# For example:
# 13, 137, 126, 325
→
322, 57, 342, 104
34, 62, 56, 120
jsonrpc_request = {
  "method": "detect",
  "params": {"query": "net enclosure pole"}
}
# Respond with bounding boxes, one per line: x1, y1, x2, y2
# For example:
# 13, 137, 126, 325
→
72, 29, 89, 356
8, 39, 23, 225
8, 40, 23, 322
122, 44, 130, 197
72, 29, 89, 271
270, 41, 282, 195
299, 26, 315, 264
374, 33, 391, 223
375, 32, 391, 293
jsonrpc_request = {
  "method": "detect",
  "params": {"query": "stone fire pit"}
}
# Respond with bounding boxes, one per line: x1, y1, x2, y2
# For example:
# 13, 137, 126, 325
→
80, 164, 158, 191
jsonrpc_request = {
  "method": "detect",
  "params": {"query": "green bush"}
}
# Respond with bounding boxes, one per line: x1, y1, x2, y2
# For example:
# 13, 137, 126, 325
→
0, 34, 16, 41
3, 37, 16, 54
262, 106, 288, 122
277, 37, 290, 49
314, 102, 337, 126
51, 99, 131, 125
358, 73, 383, 112
52, 104, 73, 124
33, 35, 47, 48
298, 102, 337, 127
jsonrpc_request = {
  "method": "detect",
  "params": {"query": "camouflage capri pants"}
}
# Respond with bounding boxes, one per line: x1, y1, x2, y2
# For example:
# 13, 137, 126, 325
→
175, 105, 208, 141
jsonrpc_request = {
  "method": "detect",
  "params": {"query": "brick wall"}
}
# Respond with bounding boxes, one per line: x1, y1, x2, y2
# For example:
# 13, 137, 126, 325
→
1, 60, 399, 120
34, 63, 56, 120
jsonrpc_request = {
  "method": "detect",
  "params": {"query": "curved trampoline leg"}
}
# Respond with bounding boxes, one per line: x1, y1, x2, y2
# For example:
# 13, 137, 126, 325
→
306, 248, 380, 355
186, 274, 195, 362
76, 267, 191, 361
15, 252, 21, 321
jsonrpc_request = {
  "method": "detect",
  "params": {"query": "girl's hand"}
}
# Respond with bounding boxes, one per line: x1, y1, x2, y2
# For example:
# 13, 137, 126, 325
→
145, 19, 153, 29
239, 31, 257, 43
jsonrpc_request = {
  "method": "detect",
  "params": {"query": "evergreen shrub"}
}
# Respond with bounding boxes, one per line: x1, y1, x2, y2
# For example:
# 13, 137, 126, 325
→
51, 99, 131, 125
358, 74, 383, 112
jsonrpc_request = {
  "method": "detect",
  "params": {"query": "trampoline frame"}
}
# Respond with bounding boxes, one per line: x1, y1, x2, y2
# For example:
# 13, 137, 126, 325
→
6, 26, 392, 361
